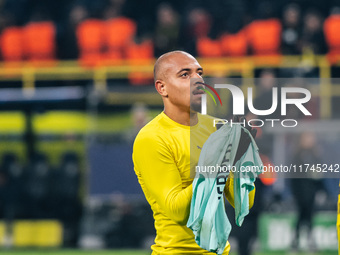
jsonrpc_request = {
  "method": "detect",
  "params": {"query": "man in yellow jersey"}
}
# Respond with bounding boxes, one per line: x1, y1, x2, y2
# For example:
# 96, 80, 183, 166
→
133, 51, 255, 254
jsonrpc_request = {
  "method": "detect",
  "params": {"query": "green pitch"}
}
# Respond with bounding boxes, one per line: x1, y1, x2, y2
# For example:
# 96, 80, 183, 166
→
0, 251, 149, 255
0, 250, 337, 255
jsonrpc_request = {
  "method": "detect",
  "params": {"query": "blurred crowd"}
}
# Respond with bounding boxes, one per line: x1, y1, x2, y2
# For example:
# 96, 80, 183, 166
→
0, 151, 82, 246
0, 0, 339, 63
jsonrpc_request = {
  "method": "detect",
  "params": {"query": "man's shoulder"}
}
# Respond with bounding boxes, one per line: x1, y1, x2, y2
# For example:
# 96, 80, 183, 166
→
197, 113, 219, 132
134, 112, 167, 143
198, 113, 217, 122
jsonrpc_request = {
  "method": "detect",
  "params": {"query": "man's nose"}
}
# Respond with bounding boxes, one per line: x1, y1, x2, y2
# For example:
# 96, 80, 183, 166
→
193, 72, 204, 81
192, 75, 204, 87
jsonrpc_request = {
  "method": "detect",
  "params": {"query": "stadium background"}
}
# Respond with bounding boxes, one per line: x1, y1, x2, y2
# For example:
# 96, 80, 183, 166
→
0, 0, 339, 254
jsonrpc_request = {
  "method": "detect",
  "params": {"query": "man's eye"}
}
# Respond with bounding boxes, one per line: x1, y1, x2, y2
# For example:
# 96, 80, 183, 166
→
181, 73, 189, 77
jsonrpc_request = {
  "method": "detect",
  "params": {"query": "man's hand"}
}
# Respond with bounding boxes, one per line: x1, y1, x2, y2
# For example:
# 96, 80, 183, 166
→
233, 116, 257, 165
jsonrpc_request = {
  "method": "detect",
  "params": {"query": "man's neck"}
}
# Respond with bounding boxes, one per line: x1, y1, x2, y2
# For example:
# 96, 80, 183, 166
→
164, 108, 198, 126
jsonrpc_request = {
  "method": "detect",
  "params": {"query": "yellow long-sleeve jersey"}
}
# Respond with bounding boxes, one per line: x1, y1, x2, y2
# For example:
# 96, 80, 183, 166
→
133, 112, 254, 255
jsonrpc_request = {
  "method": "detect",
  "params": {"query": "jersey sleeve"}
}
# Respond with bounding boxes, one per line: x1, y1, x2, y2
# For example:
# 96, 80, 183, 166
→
224, 173, 255, 209
133, 132, 193, 225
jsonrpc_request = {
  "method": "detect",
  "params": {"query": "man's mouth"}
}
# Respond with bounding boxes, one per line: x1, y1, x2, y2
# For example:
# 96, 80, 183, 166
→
193, 82, 206, 95
193, 89, 205, 95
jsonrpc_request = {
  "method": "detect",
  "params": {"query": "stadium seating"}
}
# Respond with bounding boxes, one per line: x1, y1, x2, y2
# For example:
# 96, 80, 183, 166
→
220, 30, 248, 56
1, 22, 56, 65
0, 27, 24, 62
126, 40, 154, 85
76, 19, 105, 66
246, 18, 282, 56
105, 17, 136, 63
324, 14, 340, 64
24, 21, 56, 63
196, 37, 222, 57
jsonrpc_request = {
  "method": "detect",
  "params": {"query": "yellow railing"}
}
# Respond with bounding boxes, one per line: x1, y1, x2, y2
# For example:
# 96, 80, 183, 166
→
0, 55, 339, 118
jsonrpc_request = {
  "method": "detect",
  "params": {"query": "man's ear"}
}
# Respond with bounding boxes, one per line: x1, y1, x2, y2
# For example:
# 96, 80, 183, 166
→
155, 80, 168, 97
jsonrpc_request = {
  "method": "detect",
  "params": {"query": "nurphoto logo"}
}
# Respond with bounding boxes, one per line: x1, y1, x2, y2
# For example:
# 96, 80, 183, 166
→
200, 84, 312, 128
